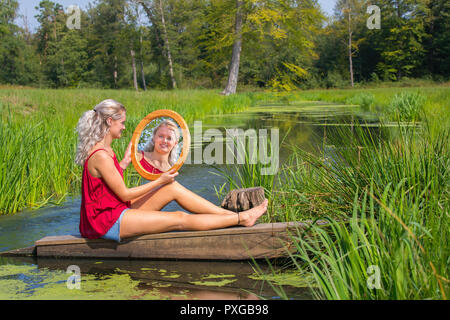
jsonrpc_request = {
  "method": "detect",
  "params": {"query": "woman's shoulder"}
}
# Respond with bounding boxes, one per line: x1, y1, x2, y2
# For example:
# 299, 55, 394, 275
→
88, 148, 115, 162
86, 148, 115, 178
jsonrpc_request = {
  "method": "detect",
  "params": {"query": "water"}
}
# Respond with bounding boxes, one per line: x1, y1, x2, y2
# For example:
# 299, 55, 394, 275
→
0, 101, 380, 300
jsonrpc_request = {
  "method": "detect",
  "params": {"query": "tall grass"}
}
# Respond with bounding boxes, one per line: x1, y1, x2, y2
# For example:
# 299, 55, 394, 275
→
269, 122, 449, 299
0, 88, 255, 214
289, 181, 448, 299
210, 86, 449, 299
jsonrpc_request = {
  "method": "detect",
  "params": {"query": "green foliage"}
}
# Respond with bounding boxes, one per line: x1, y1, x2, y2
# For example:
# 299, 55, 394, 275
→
387, 92, 425, 121
0, 0, 448, 89
266, 110, 449, 299
325, 70, 348, 89
346, 92, 375, 111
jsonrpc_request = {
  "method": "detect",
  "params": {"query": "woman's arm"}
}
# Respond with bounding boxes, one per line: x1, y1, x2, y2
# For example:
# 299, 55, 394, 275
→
94, 151, 178, 202
119, 140, 132, 170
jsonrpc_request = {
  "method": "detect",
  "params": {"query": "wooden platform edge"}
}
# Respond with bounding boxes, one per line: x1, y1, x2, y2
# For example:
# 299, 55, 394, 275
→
0, 220, 328, 259
0, 246, 36, 257
34, 221, 310, 247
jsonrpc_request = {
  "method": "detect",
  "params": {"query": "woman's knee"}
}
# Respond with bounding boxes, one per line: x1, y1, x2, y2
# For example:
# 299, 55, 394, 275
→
172, 210, 190, 231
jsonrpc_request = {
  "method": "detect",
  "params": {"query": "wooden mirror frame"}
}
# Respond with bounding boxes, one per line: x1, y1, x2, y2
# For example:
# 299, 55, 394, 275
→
131, 109, 190, 180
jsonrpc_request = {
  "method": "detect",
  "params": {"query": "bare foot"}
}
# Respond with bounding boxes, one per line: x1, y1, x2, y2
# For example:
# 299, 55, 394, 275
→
239, 199, 268, 227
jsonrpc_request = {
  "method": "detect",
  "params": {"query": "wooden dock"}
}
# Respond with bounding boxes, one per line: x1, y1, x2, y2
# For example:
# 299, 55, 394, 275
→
0, 222, 308, 260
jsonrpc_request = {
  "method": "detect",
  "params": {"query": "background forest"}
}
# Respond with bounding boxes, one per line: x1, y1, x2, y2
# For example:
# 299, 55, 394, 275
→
0, 0, 448, 91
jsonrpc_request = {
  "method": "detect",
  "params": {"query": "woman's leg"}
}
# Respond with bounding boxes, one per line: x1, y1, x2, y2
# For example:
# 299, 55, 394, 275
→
120, 199, 268, 239
131, 181, 235, 215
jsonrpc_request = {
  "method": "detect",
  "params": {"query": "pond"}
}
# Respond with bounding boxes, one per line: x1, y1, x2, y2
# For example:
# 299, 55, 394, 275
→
0, 100, 383, 300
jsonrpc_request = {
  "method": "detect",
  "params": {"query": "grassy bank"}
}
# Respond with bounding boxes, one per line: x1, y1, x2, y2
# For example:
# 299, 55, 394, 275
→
216, 86, 449, 299
279, 123, 449, 299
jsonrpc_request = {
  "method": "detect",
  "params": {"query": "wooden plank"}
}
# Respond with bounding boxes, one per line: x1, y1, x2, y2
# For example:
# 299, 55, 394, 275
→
0, 221, 316, 260
36, 231, 294, 260
35, 222, 306, 247
0, 246, 36, 257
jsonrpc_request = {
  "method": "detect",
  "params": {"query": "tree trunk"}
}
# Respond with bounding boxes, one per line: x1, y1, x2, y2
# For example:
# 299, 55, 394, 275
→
140, 34, 147, 91
221, 187, 265, 212
348, 9, 354, 87
114, 55, 118, 88
158, 0, 177, 89
221, 0, 244, 96
131, 49, 138, 91
137, 1, 167, 86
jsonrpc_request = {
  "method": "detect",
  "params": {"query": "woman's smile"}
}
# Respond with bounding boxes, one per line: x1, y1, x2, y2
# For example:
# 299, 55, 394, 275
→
154, 126, 177, 154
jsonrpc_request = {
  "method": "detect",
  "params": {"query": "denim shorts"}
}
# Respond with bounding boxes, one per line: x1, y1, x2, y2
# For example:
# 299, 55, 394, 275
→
101, 208, 129, 243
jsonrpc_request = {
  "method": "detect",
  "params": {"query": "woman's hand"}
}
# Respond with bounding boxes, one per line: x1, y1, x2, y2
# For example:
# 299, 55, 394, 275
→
157, 169, 179, 185
120, 140, 133, 170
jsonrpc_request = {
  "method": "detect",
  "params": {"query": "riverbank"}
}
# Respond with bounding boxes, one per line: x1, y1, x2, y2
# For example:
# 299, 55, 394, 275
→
0, 85, 448, 215
219, 86, 449, 299
0, 85, 448, 300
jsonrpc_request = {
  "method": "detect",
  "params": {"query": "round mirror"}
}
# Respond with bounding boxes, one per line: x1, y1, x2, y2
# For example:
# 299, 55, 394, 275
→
131, 110, 190, 180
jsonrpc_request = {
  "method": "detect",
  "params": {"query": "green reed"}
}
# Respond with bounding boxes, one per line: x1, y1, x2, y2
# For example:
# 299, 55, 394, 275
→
211, 87, 449, 299
265, 120, 449, 299
287, 181, 448, 300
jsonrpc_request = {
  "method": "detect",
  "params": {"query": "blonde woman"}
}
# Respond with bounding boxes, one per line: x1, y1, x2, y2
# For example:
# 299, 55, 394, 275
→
136, 119, 180, 174
75, 99, 268, 243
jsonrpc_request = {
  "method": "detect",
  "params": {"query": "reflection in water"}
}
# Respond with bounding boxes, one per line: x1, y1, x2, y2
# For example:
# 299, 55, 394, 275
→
2, 256, 312, 300
194, 102, 388, 175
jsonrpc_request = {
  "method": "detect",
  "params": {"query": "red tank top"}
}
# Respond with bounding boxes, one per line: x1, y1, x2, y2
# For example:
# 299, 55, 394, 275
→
79, 149, 131, 239
140, 151, 164, 174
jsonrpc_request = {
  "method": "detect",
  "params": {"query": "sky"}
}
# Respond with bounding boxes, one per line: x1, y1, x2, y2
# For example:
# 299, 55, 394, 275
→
16, 0, 337, 32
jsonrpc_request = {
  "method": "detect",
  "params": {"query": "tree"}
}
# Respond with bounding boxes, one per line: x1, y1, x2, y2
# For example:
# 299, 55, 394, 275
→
424, 0, 450, 77
374, 0, 427, 80
83, 0, 130, 88
203, 0, 324, 94
0, 0, 40, 85
333, 0, 366, 87
135, 0, 178, 89
34, 0, 89, 87
221, 0, 244, 95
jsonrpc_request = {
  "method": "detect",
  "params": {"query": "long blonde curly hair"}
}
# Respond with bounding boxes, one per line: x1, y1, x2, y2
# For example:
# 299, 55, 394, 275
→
75, 99, 126, 166
143, 119, 180, 167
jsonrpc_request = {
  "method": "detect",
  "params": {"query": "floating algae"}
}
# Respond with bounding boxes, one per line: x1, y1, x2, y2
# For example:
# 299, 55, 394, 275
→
201, 274, 235, 280
163, 273, 181, 279
189, 273, 237, 287
0, 264, 162, 300
189, 279, 237, 287
140, 267, 157, 271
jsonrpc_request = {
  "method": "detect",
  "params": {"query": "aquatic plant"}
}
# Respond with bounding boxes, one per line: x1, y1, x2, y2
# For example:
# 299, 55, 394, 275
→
387, 91, 425, 122
269, 120, 449, 299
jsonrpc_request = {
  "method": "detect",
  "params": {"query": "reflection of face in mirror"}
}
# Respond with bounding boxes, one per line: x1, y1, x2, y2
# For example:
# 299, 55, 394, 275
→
136, 117, 182, 173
